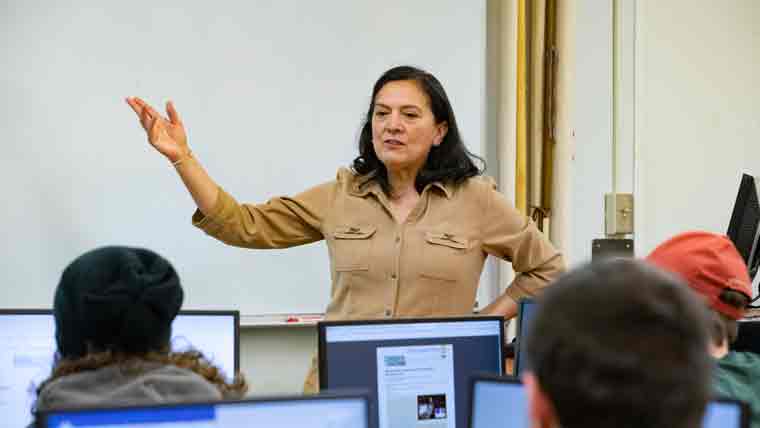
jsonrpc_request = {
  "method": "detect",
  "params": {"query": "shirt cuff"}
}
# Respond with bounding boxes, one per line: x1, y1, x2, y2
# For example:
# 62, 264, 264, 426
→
191, 186, 228, 231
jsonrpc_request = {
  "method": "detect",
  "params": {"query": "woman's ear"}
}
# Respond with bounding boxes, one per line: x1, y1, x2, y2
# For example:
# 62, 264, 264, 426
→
524, 372, 559, 428
433, 121, 449, 146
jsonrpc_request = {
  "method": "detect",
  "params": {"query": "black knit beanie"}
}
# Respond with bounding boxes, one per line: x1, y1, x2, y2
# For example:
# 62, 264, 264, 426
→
54, 246, 183, 359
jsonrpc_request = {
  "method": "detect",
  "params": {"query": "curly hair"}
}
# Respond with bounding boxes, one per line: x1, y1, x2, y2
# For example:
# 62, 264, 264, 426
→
36, 349, 248, 397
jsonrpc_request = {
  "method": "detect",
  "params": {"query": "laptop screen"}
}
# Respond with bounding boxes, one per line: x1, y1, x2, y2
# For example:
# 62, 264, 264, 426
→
514, 299, 537, 376
470, 375, 749, 428
470, 376, 528, 428
38, 393, 369, 428
319, 317, 504, 428
0, 309, 239, 428
703, 399, 748, 428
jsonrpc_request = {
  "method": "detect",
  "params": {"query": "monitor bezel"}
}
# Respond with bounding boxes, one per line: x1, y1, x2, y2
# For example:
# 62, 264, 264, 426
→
317, 315, 506, 389
727, 172, 760, 279
0, 308, 240, 375
513, 298, 536, 377
35, 389, 371, 428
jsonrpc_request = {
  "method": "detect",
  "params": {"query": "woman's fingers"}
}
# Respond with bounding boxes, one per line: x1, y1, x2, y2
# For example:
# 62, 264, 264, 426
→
166, 100, 183, 126
128, 97, 166, 121
125, 97, 142, 116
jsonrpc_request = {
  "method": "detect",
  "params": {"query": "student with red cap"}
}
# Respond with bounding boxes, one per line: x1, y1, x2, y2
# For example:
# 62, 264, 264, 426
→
647, 231, 760, 428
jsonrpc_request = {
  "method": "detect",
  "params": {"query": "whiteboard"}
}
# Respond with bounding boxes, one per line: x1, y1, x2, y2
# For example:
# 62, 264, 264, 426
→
0, 1, 487, 316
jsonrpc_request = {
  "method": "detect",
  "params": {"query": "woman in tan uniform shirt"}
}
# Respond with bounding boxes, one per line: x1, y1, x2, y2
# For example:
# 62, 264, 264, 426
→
126, 65, 565, 391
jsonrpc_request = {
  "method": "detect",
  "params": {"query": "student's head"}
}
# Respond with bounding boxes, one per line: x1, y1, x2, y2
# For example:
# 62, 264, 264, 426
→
42, 246, 246, 396
54, 246, 183, 358
647, 231, 752, 348
353, 65, 484, 195
523, 259, 713, 428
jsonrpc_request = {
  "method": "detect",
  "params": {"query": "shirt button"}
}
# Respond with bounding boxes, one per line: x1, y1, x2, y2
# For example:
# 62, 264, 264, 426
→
395, 236, 401, 243
385, 309, 392, 316
391, 273, 397, 280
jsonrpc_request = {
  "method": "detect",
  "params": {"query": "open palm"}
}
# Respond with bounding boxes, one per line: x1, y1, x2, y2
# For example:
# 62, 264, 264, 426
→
126, 97, 189, 162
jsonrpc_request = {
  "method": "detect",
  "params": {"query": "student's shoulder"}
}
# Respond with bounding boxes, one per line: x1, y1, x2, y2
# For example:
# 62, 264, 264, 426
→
716, 351, 760, 382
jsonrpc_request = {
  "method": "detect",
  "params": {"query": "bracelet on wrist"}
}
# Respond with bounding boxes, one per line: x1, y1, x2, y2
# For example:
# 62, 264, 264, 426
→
172, 150, 193, 168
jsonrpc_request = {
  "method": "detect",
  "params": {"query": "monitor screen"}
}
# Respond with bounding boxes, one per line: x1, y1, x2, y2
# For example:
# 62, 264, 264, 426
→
0, 309, 238, 428
514, 299, 537, 376
38, 392, 369, 428
319, 317, 504, 428
469, 377, 748, 428
470, 376, 528, 428
703, 399, 748, 428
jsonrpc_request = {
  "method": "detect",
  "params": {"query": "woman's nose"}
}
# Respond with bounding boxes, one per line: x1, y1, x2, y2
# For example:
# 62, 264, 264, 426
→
386, 112, 403, 132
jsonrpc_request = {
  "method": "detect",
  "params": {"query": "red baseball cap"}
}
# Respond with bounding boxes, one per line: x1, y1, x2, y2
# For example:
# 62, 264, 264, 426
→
646, 231, 752, 320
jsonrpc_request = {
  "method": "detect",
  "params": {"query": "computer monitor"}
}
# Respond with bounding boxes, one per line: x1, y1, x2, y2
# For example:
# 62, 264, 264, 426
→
469, 375, 750, 428
0, 309, 239, 428
731, 319, 760, 354
36, 391, 370, 428
727, 173, 760, 280
318, 316, 504, 428
703, 399, 750, 428
469, 374, 528, 428
513, 298, 537, 377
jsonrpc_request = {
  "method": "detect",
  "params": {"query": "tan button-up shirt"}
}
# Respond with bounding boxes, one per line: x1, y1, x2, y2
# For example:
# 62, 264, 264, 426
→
192, 168, 564, 389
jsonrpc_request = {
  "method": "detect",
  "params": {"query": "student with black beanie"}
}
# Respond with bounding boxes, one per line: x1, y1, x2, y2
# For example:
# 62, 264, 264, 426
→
31, 246, 247, 422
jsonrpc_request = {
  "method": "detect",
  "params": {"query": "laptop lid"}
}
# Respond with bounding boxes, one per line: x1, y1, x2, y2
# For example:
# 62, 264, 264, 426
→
513, 299, 537, 376
0, 308, 239, 428
469, 374, 528, 428
318, 316, 505, 428
36, 391, 370, 428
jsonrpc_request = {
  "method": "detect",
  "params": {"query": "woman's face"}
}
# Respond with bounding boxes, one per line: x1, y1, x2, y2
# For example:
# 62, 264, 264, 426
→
371, 80, 448, 175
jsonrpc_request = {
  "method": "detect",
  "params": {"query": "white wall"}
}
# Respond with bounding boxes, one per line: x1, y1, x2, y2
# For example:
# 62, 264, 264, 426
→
569, 0, 759, 264
634, 0, 760, 255
569, 0, 614, 265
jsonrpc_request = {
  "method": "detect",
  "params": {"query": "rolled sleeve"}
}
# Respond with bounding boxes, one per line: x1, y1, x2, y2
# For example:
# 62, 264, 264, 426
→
480, 179, 566, 299
190, 180, 334, 249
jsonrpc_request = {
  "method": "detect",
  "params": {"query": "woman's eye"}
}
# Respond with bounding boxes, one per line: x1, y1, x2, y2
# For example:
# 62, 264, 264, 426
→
404, 112, 419, 118
375, 111, 388, 117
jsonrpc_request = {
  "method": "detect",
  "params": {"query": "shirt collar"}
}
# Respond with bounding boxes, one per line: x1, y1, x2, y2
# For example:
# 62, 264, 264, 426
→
350, 176, 452, 199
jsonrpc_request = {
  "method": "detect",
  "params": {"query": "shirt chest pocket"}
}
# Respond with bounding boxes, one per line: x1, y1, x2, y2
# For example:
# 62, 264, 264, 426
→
420, 231, 471, 280
425, 232, 469, 250
332, 225, 376, 271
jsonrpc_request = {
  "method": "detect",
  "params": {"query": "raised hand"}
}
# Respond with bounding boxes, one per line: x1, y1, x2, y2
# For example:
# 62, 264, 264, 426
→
126, 97, 189, 163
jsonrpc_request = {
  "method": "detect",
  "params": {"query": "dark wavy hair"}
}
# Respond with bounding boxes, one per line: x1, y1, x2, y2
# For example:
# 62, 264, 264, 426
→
352, 65, 484, 196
